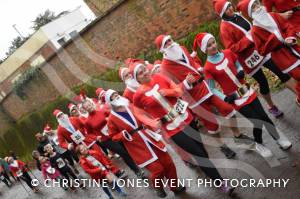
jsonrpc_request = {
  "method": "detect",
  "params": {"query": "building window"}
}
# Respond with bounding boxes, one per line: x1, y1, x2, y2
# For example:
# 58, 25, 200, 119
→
57, 37, 67, 46
69, 30, 78, 38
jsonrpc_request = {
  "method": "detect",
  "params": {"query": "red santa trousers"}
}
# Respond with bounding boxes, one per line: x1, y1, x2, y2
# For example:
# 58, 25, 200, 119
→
144, 146, 178, 191
288, 66, 300, 100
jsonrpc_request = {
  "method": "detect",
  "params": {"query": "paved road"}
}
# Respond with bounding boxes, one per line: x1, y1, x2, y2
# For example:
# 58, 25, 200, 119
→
1, 89, 300, 199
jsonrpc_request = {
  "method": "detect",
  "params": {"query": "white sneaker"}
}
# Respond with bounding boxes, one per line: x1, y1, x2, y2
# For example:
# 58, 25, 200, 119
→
277, 138, 292, 150
255, 143, 273, 158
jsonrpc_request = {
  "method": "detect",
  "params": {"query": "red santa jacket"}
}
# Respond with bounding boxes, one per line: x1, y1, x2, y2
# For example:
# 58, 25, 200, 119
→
220, 15, 268, 76
84, 109, 110, 142
57, 117, 97, 149
9, 160, 28, 177
108, 104, 167, 167
263, 0, 300, 32
133, 74, 193, 138
123, 87, 136, 103
160, 46, 213, 110
79, 150, 112, 179
252, 12, 300, 73
204, 50, 257, 110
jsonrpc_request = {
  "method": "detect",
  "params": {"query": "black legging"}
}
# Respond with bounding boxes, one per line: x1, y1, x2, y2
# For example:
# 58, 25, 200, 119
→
60, 167, 77, 186
61, 150, 78, 166
20, 172, 33, 189
98, 139, 140, 173
252, 59, 291, 95
171, 121, 223, 181
238, 97, 280, 144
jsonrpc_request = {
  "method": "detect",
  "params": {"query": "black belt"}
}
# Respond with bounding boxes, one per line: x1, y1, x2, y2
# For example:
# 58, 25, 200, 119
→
192, 76, 204, 87
128, 125, 144, 135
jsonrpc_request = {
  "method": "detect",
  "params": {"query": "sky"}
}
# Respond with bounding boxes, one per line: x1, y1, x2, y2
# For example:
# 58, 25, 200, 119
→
0, 0, 95, 60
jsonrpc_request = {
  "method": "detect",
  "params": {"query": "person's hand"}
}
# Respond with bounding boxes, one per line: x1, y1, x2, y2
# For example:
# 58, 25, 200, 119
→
159, 89, 168, 97
280, 10, 293, 19
186, 73, 197, 85
285, 38, 297, 46
68, 143, 74, 150
224, 94, 237, 104
96, 136, 102, 142
150, 118, 162, 130
236, 71, 245, 79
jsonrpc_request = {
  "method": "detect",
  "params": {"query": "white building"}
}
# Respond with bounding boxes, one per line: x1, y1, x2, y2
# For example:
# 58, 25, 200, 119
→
40, 6, 95, 49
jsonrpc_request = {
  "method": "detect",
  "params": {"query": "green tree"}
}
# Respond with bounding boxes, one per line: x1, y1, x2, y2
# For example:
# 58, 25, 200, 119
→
31, 9, 58, 31
5, 36, 29, 57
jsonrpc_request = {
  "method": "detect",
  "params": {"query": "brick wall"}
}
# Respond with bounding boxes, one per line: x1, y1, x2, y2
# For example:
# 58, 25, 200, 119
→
84, 0, 122, 16
0, 0, 216, 123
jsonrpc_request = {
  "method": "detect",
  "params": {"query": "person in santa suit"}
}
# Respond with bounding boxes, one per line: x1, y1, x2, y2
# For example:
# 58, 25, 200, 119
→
54, 109, 123, 178
154, 34, 255, 159
211, 0, 296, 118
105, 89, 184, 198
196, 32, 292, 158
81, 99, 144, 178
262, 0, 300, 34
68, 103, 88, 124
130, 62, 235, 195
54, 109, 103, 158
147, 60, 162, 75
43, 124, 79, 172
95, 87, 110, 112
237, 0, 300, 106
6, 157, 39, 193
119, 66, 140, 103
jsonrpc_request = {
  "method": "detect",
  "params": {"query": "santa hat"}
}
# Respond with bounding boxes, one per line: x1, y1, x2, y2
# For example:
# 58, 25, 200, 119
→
105, 89, 117, 104
124, 58, 144, 67
95, 87, 105, 98
155, 35, 172, 52
129, 62, 145, 82
43, 124, 52, 133
237, 0, 256, 18
53, 109, 63, 118
213, 0, 231, 17
193, 33, 215, 53
68, 103, 77, 112
118, 67, 129, 81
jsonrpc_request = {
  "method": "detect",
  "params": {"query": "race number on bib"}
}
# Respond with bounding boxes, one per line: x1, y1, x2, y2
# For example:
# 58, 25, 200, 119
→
56, 158, 66, 169
174, 99, 188, 114
245, 50, 263, 69
16, 170, 23, 177
71, 130, 85, 144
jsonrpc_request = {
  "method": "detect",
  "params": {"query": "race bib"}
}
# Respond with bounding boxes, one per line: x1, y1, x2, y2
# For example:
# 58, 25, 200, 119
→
101, 125, 109, 136
56, 158, 66, 169
46, 166, 56, 174
174, 99, 188, 114
16, 170, 23, 177
70, 130, 85, 144
245, 50, 263, 69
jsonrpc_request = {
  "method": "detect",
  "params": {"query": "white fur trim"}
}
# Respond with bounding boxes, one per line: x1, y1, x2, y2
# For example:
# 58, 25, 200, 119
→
133, 63, 144, 82
248, 0, 256, 18
208, 126, 220, 135
160, 35, 171, 52
190, 51, 197, 58
201, 34, 214, 53
183, 79, 193, 90
105, 89, 116, 104
225, 110, 236, 119
120, 68, 128, 81
220, 2, 230, 17
197, 67, 204, 72
189, 81, 213, 109
282, 59, 300, 73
